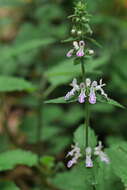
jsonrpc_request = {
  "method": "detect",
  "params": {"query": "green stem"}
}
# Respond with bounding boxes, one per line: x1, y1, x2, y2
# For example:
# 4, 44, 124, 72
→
37, 96, 43, 162
80, 58, 90, 148
85, 101, 89, 148
37, 75, 47, 163
81, 58, 85, 82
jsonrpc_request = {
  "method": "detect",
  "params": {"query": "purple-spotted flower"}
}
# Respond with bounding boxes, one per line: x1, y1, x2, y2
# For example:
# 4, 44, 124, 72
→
66, 41, 85, 58
66, 143, 82, 168
85, 147, 93, 168
94, 141, 110, 164
78, 83, 86, 103
65, 78, 108, 104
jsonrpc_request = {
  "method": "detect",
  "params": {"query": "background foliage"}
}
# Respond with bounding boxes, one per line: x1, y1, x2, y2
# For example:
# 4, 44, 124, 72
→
0, 0, 126, 189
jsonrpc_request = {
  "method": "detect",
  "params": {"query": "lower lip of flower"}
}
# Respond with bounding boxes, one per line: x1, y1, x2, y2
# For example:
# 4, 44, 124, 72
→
89, 96, 96, 104
76, 52, 84, 57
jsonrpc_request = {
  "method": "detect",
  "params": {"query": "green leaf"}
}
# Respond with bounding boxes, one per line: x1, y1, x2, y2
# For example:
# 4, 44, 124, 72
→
20, 114, 62, 144
45, 96, 77, 104
53, 162, 94, 190
0, 149, 38, 171
74, 125, 97, 149
0, 76, 35, 92
97, 94, 125, 109
45, 55, 109, 86
61, 37, 77, 43
108, 142, 127, 186
85, 37, 102, 48
0, 181, 20, 190
94, 162, 123, 190
40, 156, 55, 169
1, 38, 55, 61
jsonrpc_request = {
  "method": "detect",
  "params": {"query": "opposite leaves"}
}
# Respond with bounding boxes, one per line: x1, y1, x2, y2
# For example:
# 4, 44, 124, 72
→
45, 95, 124, 109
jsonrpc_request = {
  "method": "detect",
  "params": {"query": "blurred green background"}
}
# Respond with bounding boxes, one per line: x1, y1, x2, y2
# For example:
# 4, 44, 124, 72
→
0, 0, 126, 189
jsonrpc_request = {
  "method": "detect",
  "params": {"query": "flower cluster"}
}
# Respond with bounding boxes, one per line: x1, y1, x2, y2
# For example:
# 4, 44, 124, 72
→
66, 40, 94, 58
65, 78, 108, 104
66, 142, 109, 168
94, 141, 110, 164
66, 143, 81, 168
85, 142, 110, 167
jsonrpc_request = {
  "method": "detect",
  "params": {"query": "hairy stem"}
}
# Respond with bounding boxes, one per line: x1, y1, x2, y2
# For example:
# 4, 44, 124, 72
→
80, 58, 90, 148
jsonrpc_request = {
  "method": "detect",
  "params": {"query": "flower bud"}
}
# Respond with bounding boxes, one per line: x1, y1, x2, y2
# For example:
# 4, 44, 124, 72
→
71, 29, 76, 35
77, 30, 82, 36
88, 49, 94, 55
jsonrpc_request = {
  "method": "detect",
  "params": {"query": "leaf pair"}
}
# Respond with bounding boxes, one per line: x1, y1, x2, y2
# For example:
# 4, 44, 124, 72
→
45, 95, 125, 109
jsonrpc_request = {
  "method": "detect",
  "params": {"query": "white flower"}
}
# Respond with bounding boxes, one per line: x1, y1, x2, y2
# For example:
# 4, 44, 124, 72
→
85, 147, 93, 168
94, 141, 110, 164
66, 143, 82, 168
65, 78, 80, 100
95, 79, 108, 99
78, 83, 86, 103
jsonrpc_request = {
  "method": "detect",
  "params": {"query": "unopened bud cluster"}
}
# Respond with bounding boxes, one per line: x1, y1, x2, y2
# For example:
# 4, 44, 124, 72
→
69, 1, 92, 37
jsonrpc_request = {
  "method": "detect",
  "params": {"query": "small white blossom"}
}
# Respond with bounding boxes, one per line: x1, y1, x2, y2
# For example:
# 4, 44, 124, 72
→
73, 41, 80, 50
94, 141, 110, 164
78, 83, 86, 103
76, 41, 85, 57
85, 147, 93, 168
66, 49, 74, 57
66, 143, 82, 168
95, 79, 108, 99
65, 78, 80, 100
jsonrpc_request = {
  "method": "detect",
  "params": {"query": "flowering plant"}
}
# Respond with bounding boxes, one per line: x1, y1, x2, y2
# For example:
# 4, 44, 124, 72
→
45, 0, 125, 189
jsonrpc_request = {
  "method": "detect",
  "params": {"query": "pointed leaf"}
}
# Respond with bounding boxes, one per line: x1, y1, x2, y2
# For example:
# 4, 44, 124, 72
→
45, 55, 109, 86
45, 96, 77, 104
97, 94, 125, 109
1, 38, 55, 61
53, 162, 94, 190
0, 76, 35, 92
74, 125, 97, 149
0, 149, 38, 171
108, 142, 127, 186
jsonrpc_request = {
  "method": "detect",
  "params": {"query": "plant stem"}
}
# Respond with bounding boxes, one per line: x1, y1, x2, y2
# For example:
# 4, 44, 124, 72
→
81, 58, 85, 82
37, 74, 47, 163
80, 58, 89, 148
37, 96, 43, 162
85, 101, 89, 148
